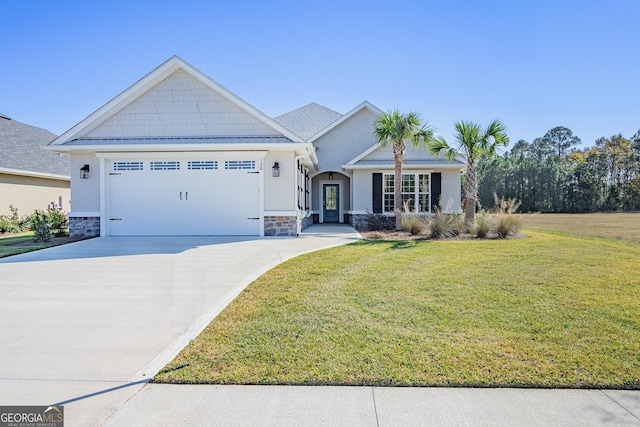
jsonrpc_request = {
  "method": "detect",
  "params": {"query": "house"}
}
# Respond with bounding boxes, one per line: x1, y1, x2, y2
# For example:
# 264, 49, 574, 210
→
47, 56, 463, 237
0, 114, 69, 216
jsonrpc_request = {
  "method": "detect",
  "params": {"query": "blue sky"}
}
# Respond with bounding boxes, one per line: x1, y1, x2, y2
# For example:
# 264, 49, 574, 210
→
2, 0, 639, 148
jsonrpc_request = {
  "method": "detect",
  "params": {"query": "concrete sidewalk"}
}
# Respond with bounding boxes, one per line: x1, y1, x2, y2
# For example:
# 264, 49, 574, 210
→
105, 385, 640, 426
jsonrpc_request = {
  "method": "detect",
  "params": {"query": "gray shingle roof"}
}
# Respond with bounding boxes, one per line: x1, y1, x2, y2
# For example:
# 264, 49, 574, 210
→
274, 103, 342, 140
0, 116, 68, 176
353, 159, 465, 166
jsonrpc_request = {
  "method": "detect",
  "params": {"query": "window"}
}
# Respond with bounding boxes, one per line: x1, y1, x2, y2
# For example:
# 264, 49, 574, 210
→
188, 160, 217, 170
150, 161, 180, 171
383, 173, 430, 212
113, 161, 143, 171
225, 160, 255, 170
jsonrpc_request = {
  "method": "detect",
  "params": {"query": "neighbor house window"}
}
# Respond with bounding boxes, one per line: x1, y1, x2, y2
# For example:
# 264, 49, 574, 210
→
383, 173, 430, 212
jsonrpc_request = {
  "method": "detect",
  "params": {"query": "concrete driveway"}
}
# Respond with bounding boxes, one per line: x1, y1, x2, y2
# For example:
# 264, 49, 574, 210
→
0, 226, 361, 426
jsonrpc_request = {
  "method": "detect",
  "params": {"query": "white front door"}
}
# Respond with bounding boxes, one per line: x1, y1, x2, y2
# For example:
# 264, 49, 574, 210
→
106, 157, 260, 236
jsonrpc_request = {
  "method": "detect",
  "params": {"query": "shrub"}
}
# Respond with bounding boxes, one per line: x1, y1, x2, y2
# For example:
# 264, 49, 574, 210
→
17, 213, 32, 231
47, 208, 68, 235
402, 215, 426, 235
492, 194, 522, 238
0, 216, 20, 234
429, 209, 458, 239
475, 210, 492, 238
30, 210, 52, 242
364, 208, 393, 231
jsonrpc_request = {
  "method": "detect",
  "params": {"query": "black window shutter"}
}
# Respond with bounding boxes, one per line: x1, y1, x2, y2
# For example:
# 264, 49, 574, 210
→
430, 172, 442, 212
372, 173, 383, 213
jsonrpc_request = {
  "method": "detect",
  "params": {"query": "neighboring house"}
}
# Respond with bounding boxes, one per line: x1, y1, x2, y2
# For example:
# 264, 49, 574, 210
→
47, 56, 463, 238
0, 114, 69, 216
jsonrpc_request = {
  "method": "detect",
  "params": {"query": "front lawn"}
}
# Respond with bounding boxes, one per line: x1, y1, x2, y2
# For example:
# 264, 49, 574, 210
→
156, 231, 640, 388
0, 232, 86, 258
518, 212, 640, 243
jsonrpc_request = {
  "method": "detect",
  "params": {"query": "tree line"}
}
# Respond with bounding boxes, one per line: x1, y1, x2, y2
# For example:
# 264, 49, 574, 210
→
477, 126, 640, 213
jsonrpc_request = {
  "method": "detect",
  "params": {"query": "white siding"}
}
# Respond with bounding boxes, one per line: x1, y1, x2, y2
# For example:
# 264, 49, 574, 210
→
85, 70, 280, 138
352, 169, 373, 213
313, 109, 379, 172
351, 169, 461, 214
440, 170, 462, 213
69, 154, 101, 213
264, 151, 296, 212
361, 143, 439, 161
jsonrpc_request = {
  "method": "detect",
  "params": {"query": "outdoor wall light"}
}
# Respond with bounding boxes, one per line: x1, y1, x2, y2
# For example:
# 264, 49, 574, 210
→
80, 164, 90, 179
272, 162, 280, 177
329, 172, 334, 180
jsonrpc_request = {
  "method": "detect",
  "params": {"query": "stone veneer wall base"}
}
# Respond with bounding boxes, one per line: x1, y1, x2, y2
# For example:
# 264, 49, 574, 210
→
301, 214, 313, 231
264, 216, 297, 237
69, 216, 101, 238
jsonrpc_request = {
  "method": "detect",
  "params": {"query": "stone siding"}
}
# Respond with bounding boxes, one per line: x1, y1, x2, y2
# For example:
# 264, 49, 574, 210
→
350, 213, 395, 230
69, 216, 100, 237
264, 216, 297, 237
301, 214, 313, 231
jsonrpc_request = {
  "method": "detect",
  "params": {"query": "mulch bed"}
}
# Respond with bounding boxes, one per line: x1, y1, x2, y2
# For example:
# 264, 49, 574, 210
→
356, 229, 523, 241
7, 235, 92, 247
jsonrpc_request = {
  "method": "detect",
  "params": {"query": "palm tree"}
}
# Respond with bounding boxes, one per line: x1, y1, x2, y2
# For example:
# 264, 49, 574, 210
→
374, 110, 435, 230
428, 119, 509, 227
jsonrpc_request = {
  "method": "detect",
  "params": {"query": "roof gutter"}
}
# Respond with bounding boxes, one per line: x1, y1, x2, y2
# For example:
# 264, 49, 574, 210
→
341, 163, 465, 170
0, 167, 70, 181
44, 142, 318, 155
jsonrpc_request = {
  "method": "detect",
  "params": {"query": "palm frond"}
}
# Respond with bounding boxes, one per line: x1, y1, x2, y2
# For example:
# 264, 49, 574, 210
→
427, 135, 459, 160
482, 119, 509, 156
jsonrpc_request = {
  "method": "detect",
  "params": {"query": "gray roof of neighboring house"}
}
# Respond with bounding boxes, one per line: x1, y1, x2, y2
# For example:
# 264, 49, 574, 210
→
0, 115, 68, 176
274, 103, 342, 140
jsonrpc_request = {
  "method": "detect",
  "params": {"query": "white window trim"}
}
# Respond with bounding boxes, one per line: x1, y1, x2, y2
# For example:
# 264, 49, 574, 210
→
383, 172, 431, 213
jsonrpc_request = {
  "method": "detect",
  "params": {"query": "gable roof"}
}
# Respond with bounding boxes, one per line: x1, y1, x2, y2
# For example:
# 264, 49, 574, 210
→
49, 56, 304, 146
0, 115, 69, 177
342, 140, 466, 171
273, 103, 342, 140
307, 101, 383, 143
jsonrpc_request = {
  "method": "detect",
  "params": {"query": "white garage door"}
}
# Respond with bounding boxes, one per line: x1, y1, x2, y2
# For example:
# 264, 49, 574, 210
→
107, 157, 260, 236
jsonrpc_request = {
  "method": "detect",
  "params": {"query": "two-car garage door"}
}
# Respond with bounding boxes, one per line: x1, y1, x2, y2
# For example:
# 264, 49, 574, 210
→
107, 156, 260, 236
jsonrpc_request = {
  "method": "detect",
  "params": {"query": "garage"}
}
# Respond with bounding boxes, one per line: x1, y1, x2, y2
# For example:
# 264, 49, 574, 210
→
106, 155, 261, 236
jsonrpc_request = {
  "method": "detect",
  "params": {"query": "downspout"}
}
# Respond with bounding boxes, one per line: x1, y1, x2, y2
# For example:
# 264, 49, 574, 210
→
294, 149, 313, 236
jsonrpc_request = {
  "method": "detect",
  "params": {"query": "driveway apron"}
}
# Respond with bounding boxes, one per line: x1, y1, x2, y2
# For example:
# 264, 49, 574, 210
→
0, 226, 360, 426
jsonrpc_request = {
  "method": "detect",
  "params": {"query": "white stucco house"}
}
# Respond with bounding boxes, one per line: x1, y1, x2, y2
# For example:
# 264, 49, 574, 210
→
47, 56, 464, 237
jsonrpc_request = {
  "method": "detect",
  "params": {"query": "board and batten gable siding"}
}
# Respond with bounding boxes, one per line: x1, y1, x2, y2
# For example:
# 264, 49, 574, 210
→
84, 70, 281, 139
312, 108, 379, 173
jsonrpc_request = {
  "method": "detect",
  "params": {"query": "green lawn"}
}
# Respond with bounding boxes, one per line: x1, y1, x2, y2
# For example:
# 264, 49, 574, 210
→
0, 232, 77, 258
156, 228, 640, 388
518, 212, 640, 243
